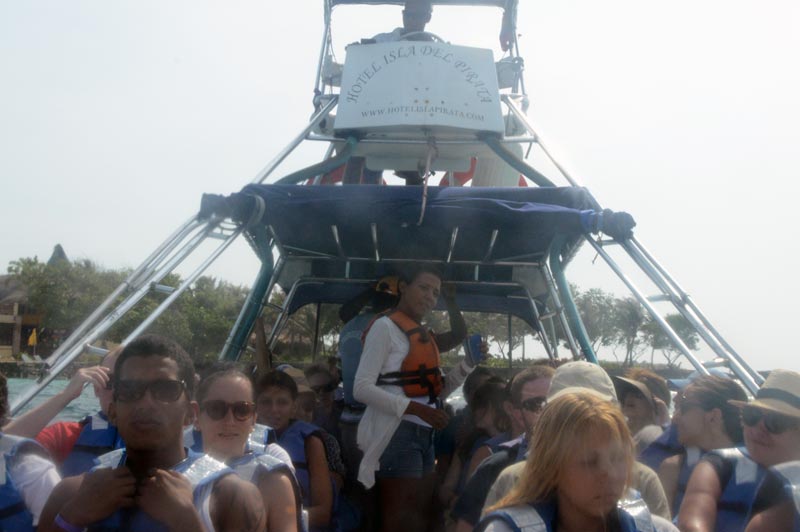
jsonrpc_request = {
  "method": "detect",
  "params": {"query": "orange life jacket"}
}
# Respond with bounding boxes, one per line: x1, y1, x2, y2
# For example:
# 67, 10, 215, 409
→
372, 309, 443, 401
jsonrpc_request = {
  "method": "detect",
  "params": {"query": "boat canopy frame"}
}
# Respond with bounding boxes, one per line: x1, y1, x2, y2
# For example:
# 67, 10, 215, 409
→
10, 0, 765, 415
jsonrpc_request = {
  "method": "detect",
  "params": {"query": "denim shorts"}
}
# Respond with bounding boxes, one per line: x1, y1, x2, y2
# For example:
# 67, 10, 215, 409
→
376, 420, 435, 479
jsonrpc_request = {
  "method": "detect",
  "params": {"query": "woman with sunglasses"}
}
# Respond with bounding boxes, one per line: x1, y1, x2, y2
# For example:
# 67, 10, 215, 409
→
678, 369, 800, 532
195, 368, 302, 532
658, 375, 746, 516
477, 391, 659, 532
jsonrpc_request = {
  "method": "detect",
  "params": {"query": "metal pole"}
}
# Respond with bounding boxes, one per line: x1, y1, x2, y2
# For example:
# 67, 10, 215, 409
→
501, 96, 583, 188
584, 237, 717, 380
250, 97, 338, 185
507, 313, 513, 371
122, 226, 243, 344
312, 302, 322, 362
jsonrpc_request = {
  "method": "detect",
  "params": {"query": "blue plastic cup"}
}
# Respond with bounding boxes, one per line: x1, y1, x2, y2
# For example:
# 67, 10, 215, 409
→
463, 333, 485, 366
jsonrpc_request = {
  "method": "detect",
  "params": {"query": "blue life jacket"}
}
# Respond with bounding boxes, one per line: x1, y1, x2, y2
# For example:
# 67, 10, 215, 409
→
485, 432, 513, 453
338, 312, 375, 408
671, 446, 703, 517
496, 434, 528, 463
477, 494, 656, 532
88, 449, 232, 532
638, 423, 682, 472
0, 433, 48, 532
60, 412, 124, 477
766, 461, 800, 532
184, 423, 276, 454
708, 446, 766, 532
278, 420, 340, 532
229, 451, 306, 532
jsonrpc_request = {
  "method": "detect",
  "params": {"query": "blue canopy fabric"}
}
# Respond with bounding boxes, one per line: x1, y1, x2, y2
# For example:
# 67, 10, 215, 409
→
232, 184, 600, 263
199, 184, 628, 330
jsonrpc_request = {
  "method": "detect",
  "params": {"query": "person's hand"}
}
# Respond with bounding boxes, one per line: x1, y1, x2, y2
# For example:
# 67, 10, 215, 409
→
60, 467, 136, 526
406, 402, 450, 430
441, 283, 457, 302
137, 469, 201, 530
61, 365, 111, 401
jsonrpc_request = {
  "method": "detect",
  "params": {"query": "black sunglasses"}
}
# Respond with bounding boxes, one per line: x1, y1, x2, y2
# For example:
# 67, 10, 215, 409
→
520, 396, 547, 413
742, 406, 800, 435
115, 379, 186, 403
105, 374, 115, 390
202, 400, 256, 422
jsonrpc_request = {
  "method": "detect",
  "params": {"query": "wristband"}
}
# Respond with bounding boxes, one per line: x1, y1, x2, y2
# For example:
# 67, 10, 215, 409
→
55, 513, 84, 532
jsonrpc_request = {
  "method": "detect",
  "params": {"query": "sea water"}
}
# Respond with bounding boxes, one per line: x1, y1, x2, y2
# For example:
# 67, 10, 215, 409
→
8, 378, 99, 422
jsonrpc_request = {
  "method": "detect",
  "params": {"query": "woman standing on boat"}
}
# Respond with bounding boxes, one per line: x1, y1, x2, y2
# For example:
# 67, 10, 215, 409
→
354, 264, 470, 532
477, 391, 657, 532
194, 368, 302, 532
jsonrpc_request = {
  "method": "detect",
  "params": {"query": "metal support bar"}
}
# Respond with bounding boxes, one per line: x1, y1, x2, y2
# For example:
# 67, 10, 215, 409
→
620, 237, 763, 391
250, 97, 339, 185
331, 225, 346, 258
538, 263, 580, 359
584, 236, 718, 382
446, 227, 459, 263
122, 225, 243, 344
152, 284, 176, 295
483, 230, 499, 262
370, 223, 380, 262
220, 257, 276, 361
312, 302, 322, 361
549, 237, 595, 362
502, 95, 582, 188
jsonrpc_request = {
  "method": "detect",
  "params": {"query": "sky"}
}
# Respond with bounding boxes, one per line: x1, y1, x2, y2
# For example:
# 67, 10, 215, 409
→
1, 1, 799, 373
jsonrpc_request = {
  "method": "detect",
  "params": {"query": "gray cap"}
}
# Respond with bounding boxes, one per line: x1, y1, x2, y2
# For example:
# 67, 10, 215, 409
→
547, 361, 618, 403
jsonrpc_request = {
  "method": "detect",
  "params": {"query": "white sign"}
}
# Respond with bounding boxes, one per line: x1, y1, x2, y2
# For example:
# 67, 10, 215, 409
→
335, 41, 504, 135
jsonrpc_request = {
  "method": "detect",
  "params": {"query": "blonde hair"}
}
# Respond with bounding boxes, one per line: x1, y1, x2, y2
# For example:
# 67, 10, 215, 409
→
489, 391, 634, 511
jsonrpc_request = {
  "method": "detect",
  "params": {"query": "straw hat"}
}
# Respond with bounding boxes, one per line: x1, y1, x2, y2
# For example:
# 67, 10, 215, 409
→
729, 369, 800, 419
548, 361, 618, 403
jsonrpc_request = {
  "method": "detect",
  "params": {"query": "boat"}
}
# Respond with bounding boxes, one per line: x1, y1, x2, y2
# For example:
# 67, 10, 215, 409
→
10, 0, 766, 416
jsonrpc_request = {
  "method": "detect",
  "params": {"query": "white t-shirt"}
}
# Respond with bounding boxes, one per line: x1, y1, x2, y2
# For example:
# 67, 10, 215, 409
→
9, 451, 61, 525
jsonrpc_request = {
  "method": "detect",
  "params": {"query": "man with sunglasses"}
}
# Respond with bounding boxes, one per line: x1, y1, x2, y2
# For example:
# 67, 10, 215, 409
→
678, 369, 800, 532
38, 334, 266, 532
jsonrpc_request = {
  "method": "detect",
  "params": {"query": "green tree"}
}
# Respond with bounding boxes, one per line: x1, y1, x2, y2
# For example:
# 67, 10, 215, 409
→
641, 313, 699, 368
612, 297, 646, 366
573, 287, 618, 355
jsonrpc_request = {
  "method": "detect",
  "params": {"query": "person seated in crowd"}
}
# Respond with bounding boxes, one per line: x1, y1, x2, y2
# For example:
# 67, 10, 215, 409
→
482, 361, 672, 522
439, 377, 509, 513
436, 366, 495, 478
39, 334, 266, 532
657, 375, 746, 516
257, 369, 337, 532
614, 368, 670, 454
286, 366, 347, 492
306, 363, 343, 442
195, 367, 301, 532
5, 347, 123, 475
477, 391, 668, 532
451, 364, 555, 532
745, 460, 800, 532
0, 370, 62, 530
369, 0, 434, 43
354, 264, 470, 532
678, 369, 800, 532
